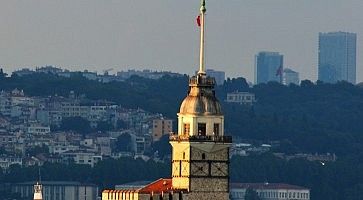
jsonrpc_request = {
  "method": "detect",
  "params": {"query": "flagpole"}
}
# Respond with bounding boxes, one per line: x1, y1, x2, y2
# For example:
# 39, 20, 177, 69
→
198, 0, 206, 75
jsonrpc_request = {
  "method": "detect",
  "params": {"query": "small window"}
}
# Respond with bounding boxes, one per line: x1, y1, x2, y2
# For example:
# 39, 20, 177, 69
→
184, 124, 190, 135
202, 153, 206, 160
197, 123, 206, 136
213, 124, 220, 136
183, 152, 186, 160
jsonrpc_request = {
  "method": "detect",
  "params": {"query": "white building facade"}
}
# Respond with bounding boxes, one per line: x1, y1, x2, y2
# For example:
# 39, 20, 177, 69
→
230, 183, 310, 200
226, 92, 256, 106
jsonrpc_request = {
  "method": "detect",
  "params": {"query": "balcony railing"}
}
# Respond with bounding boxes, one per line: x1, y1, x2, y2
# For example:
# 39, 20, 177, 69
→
170, 134, 232, 143
189, 76, 215, 86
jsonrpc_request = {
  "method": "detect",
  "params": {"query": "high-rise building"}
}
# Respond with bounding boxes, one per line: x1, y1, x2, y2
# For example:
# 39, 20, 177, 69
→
318, 32, 357, 84
206, 69, 225, 85
283, 68, 300, 85
102, 1, 232, 199
255, 52, 284, 84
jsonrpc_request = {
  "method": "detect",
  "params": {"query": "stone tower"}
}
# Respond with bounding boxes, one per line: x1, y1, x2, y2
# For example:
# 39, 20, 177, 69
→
169, 1, 232, 199
33, 182, 43, 200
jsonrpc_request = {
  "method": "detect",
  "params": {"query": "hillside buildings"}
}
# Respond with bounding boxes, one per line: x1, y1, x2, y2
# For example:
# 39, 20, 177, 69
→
13, 66, 183, 83
117, 69, 182, 80
152, 118, 173, 142
0, 87, 174, 169
255, 52, 284, 84
318, 32, 357, 84
226, 92, 256, 106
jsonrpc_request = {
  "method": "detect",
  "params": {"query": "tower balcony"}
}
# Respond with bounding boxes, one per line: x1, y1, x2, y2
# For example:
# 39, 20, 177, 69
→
169, 134, 232, 143
189, 75, 216, 87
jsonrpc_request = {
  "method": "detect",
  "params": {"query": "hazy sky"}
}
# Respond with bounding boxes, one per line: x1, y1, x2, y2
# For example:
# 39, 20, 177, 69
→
1, 0, 363, 83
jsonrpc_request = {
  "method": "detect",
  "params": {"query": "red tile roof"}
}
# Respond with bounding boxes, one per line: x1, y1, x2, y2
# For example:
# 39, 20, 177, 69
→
139, 178, 173, 194
102, 178, 175, 195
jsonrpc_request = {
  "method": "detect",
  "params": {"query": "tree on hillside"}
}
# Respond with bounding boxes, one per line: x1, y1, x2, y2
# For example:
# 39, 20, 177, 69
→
96, 121, 113, 132
115, 134, 133, 152
152, 134, 171, 158
116, 119, 128, 129
60, 117, 91, 134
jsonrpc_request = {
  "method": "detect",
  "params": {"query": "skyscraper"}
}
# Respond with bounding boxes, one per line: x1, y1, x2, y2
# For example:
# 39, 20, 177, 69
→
318, 32, 357, 84
283, 68, 300, 85
206, 69, 225, 85
255, 52, 284, 84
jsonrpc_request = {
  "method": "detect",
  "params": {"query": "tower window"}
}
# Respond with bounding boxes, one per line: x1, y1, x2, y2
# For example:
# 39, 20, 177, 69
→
183, 152, 186, 160
202, 153, 206, 160
213, 123, 220, 136
183, 123, 190, 135
197, 123, 206, 136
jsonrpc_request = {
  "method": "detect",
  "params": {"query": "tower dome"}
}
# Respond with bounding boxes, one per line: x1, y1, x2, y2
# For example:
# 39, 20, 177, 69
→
179, 75, 222, 116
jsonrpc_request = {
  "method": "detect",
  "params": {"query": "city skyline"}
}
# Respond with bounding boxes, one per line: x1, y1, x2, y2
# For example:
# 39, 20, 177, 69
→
1, 0, 363, 83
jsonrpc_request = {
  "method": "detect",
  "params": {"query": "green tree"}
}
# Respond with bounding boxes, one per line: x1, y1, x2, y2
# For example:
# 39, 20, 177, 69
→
245, 188, 261, 200
152, 134, 171, 158
115, 134, 133, 152
96, 121, 113, 132
60, 117, 91, 134
26, 145, 49, 156
116, 119, 128, 129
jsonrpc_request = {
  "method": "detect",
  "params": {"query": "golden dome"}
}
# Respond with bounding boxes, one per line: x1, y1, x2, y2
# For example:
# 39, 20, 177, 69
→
179, 75, 222, 116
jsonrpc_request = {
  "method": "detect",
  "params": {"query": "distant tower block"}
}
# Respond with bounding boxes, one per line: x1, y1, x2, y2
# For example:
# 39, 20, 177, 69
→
33, 182, 43, 200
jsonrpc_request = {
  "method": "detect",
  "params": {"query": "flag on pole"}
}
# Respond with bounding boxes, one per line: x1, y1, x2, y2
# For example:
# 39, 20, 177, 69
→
276, 65, 283, 77
196, 15, 201, 27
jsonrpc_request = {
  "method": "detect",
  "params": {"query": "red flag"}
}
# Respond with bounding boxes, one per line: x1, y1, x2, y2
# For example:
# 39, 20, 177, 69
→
196, 15, 201, 27
276, 65, 283, 76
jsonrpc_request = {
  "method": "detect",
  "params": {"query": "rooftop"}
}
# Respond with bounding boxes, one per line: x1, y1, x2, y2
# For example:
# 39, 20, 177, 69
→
104, 178, 177, 194
13, 181, 97, 187
231, 183, 309, 190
